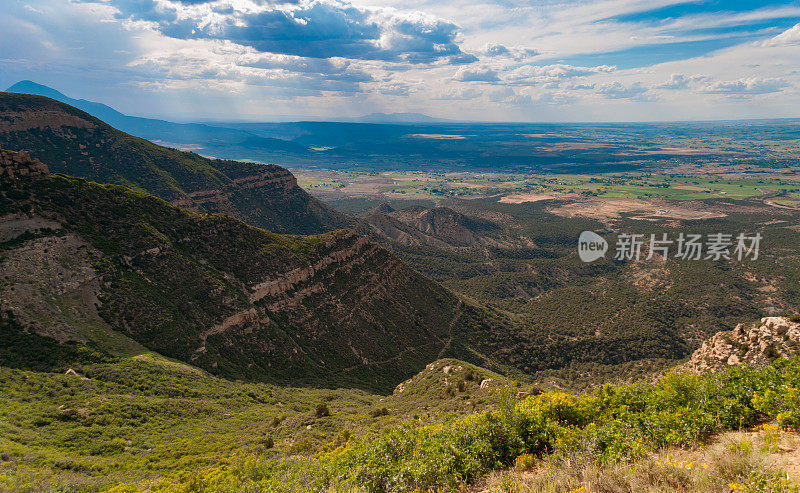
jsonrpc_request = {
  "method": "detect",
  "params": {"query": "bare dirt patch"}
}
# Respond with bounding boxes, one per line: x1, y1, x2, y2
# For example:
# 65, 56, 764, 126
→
548, 198, 726, 221
406, 134, 471, 140
0, 213, 62, 242
499, 192, 568, 204
644, 147, 724, 156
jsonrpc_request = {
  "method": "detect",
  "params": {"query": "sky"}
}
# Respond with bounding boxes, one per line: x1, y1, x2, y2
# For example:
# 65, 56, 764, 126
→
1, 0, 799, 122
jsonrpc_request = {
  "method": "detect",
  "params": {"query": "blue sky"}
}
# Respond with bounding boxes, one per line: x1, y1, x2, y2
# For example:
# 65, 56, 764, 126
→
1, 0, 798, 121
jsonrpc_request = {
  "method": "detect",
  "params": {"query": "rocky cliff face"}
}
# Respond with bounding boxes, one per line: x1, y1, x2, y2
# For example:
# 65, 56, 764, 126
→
170, 165, 301, 220
685, 317, 800, 372
0, 92, 353, 234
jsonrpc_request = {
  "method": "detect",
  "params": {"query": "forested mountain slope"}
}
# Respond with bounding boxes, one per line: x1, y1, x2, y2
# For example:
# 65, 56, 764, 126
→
0, 150, 488, 392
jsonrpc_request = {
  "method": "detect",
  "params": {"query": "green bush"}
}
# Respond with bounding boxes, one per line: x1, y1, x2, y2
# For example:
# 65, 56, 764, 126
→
315, 403, 331, 418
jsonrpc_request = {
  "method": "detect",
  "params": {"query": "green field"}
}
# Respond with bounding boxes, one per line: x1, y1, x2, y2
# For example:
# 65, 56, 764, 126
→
294, 169, 800, 204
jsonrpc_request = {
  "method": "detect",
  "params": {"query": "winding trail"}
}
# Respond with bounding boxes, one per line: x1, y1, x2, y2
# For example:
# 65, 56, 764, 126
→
438, 300, 464, 359
342, 300, 464, 372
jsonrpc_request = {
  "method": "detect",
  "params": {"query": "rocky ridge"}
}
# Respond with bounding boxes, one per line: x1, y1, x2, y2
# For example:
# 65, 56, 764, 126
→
365, 205, 534, 253
686, 316, 800, 372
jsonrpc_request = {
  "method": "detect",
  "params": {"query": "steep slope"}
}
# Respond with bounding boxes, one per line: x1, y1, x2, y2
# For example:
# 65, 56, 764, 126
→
0, 150, 480, 392
0, 92, 352, 234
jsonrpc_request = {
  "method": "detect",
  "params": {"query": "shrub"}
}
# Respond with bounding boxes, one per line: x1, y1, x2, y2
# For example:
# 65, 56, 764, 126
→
369, 407, 390, 418
326, 358, 800, 491
12, 354, 800, 492
289, 437, 314, 455
774, 387, 800, 429
315, 403, 330, 418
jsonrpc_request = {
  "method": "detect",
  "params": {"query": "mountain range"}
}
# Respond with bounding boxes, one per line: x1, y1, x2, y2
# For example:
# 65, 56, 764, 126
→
7, 81, 447, 127
0, 91, 352, 235
6, 81, 310, 151
8, 80, 744, 175
0, 90, 713, 391
0, 91, 544, 392
6, 87, 791, 396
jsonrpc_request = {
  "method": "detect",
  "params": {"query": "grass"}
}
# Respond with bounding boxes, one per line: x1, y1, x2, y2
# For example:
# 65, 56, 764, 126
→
0, 357, 526, 492
0, 357, 379, 491
485, 427, 799, 492
51, 293, 149, 358
180, 358, 800, 492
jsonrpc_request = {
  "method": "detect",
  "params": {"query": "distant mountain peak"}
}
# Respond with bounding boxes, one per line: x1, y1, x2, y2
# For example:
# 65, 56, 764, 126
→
6, 80, 68, 101
5, 80, 127, 125
354, 112, 449, 124
367, 202, 395, 216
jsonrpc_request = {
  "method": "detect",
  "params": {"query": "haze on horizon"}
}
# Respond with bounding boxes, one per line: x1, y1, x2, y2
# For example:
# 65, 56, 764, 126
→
1, 0, 799, 123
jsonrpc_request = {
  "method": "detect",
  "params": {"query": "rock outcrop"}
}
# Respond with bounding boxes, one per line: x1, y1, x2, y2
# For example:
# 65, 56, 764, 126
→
685, 317, 800, 373
0, 149, 49, 179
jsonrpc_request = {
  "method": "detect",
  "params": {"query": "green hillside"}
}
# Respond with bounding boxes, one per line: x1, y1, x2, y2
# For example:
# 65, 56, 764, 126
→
0, 355, 527, 491
8, 139, 800, 392
2, 345, 799, 492
332, 193, 800, 387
